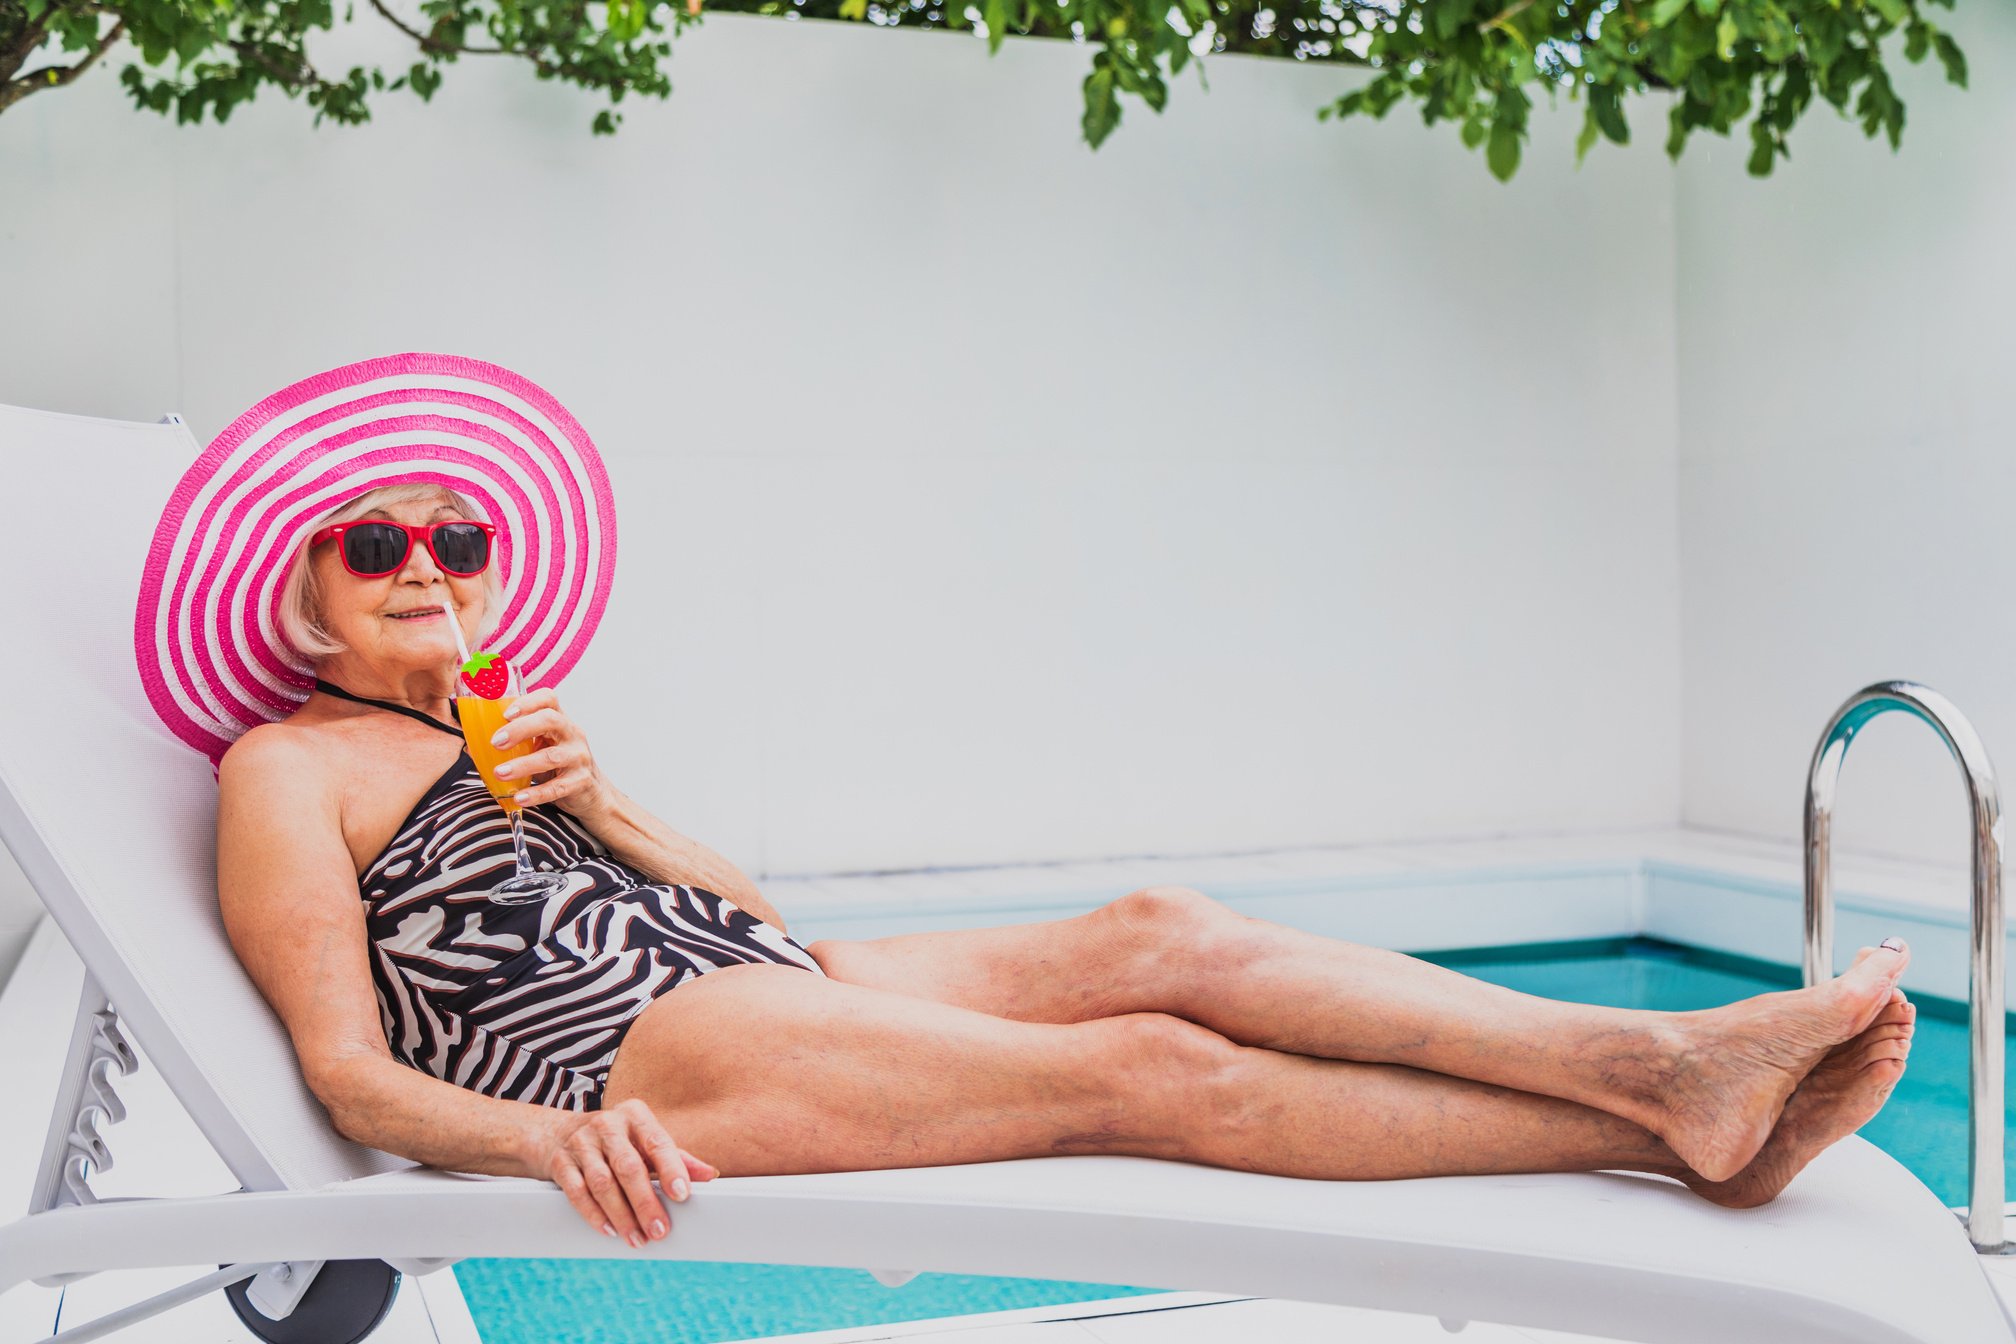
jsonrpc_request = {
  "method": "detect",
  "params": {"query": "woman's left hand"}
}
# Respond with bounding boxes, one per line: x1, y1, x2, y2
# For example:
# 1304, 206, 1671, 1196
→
489, 687, 617, 818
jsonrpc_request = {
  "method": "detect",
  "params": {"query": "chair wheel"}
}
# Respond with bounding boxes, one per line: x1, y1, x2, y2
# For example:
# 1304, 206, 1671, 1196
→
223, 1260, 401, 1344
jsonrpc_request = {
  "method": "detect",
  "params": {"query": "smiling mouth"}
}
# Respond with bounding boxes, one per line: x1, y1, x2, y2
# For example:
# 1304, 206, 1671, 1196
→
386, 610, 445, 621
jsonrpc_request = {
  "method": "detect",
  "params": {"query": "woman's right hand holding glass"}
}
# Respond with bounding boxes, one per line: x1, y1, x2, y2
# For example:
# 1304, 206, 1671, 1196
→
531, 1098, 716, 1246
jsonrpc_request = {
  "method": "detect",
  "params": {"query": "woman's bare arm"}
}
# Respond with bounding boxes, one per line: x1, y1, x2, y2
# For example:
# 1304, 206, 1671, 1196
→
480, 687, 792, 934
568, 783, 791, 934
215, 726, 710, 1243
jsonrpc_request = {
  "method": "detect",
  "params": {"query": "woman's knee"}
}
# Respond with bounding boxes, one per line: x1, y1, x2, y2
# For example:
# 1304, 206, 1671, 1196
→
1097, 887, 1253, 992
1103, 1009, 1240, 1071
1086, 1011, 1250, 1154
1106, 885, 1228, 936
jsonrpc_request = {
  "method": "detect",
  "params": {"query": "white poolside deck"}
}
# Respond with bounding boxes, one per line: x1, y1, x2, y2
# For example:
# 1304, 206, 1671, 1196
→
6, 825, 2016, 1343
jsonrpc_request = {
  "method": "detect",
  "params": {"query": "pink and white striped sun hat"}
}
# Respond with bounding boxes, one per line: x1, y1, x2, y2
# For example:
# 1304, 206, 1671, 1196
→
135, 352, 619, 767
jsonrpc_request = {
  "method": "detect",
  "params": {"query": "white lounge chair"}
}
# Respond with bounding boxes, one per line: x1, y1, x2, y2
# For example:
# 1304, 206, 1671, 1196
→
1, 399, 2010, 1344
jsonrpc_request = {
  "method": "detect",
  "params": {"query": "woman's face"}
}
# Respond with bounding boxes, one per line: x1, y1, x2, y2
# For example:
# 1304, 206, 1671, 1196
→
312, 494, 490, 676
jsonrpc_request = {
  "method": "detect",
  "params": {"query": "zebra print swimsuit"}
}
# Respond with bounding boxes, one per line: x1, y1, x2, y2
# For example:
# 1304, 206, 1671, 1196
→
325, 679, 826, 1112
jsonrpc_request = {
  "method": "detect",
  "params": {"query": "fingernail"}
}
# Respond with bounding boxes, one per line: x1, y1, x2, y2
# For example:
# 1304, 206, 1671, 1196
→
1880, 936, 1905, 952
651, 1219, 667, 1237
628, 1232, 644, 1249
504, 704, 521, 719
673, 1178, 689, 1200
602, 1223, 616, 1238
492, 730, 509, 746
495, 763, 513, 777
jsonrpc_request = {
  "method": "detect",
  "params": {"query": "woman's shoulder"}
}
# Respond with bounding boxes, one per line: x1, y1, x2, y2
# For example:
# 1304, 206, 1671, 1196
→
219, 714, 348, 796
213, 720, 356, 875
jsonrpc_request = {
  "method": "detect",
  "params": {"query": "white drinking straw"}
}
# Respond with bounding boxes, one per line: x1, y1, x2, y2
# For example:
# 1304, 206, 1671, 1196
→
440, 599, 475, 668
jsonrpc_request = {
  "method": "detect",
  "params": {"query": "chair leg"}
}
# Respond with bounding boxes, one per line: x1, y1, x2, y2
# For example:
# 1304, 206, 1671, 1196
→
42, 1263, 273, 1344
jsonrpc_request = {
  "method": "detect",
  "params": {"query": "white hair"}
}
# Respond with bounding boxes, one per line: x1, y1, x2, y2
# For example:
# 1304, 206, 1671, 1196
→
277, 483, 504, 663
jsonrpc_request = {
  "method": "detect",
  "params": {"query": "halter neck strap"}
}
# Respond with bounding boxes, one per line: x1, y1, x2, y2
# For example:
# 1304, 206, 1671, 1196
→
314, 678, 463, 739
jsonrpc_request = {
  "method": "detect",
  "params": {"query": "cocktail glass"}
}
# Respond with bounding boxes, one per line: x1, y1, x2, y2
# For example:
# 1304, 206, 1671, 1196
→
459, 661, 569, 905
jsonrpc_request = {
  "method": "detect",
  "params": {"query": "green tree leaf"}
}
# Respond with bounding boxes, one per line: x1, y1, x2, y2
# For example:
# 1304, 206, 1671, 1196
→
1574, 106, 1598, 164
1082, 61, 1119, 146
0, 0, 1974, 181
1933, 32, 1968, 88
1747, 119, 1775, 175
1590, 83, 1628, 145
1486, 114, 1520, 181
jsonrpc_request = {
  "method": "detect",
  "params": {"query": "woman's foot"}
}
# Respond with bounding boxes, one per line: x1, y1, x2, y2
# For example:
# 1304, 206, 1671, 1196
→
1652, 939, 1909, 1182
1682, 984, 1914, 1208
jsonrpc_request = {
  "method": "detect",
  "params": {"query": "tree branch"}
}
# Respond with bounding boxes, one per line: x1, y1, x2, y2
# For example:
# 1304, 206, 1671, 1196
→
1, 8, 57, 84
230, 36, 322, 88
1481, 0, 1538, 31
363, 0, 509, 55
0, 15, 122, 114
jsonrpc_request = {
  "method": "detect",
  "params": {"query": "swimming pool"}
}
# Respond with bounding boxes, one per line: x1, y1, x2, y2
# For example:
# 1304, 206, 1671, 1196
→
456, 935, 2000, 1343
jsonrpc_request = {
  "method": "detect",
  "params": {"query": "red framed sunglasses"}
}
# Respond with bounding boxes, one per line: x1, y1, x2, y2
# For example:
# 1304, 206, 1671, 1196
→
310, 519, 497, 578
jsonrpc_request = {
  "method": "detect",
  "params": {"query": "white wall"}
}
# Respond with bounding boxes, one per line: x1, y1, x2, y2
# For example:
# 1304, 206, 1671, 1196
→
0, 13, 1684, 967
1675, 0, 2016, 868
7, 0, 2003, 989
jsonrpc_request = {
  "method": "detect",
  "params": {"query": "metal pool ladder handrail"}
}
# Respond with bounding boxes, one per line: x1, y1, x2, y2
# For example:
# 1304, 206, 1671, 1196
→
1804, 680, 2007, 1253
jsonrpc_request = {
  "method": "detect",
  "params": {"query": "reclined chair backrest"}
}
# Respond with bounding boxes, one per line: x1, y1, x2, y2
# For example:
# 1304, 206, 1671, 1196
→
0, 401, 405, 1192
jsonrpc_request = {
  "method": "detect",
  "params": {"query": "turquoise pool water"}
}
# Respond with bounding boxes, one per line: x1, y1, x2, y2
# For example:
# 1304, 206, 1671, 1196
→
457, 935, 1995, 1343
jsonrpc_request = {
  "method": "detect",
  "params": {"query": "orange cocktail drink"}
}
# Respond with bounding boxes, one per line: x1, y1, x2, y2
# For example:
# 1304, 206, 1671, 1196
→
457, 693, 534, 809
448, 623, 569, 904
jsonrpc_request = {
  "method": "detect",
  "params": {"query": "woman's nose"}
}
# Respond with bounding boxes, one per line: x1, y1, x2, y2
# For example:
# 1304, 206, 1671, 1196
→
399, 539, 443, 582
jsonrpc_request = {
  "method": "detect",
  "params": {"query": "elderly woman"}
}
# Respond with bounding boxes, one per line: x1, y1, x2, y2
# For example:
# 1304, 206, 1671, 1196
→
217, 482, 1916, 1252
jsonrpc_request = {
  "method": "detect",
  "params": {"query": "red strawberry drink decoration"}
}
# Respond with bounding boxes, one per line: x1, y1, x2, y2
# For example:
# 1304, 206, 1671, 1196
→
460, 650, 513, 699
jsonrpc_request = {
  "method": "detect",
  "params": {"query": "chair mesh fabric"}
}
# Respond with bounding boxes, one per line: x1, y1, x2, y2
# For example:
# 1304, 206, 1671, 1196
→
0, 402, 408, 1192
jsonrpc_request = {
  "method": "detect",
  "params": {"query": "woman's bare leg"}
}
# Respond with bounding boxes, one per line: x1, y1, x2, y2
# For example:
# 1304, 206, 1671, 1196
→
804, 888, 1910, 1182
602, 962, 1905, 1207
606, 963, 1691, 1183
